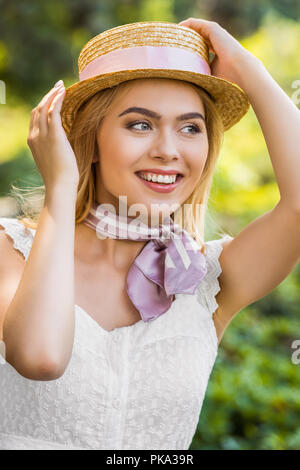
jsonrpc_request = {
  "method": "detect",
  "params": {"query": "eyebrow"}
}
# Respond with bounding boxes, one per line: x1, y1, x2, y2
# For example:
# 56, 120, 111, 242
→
118, 107, 205, 122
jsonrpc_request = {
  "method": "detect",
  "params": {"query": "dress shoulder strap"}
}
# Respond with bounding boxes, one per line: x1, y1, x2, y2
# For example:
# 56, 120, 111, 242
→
0, 217, 35, 262
196, 235, 233, 317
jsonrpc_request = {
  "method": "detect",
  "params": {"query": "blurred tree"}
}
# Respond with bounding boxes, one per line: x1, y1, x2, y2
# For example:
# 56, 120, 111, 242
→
1, 0, 299, 105
0, 0, 300, 450
210, 9, 300, 236
198, 0, 300, 36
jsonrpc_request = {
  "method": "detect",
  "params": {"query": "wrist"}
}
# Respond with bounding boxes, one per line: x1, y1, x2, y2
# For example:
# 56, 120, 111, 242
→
231, 52, 265, 93
45, 181, 78, 203
44, 185, 77, 226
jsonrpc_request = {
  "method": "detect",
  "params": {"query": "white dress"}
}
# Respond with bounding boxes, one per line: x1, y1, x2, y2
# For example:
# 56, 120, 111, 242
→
0, 217, 233, 450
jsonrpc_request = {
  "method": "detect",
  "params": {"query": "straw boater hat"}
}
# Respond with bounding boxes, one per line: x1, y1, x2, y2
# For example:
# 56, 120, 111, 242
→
60, 21, 250, 136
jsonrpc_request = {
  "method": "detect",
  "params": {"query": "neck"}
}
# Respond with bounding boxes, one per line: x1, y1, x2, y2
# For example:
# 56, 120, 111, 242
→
75, 222, 148, 272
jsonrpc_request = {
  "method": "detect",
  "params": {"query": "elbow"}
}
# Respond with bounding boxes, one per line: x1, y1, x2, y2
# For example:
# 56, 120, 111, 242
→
3, 327, 70, 381
6, 350, 67, 381
29, 357, 67, 381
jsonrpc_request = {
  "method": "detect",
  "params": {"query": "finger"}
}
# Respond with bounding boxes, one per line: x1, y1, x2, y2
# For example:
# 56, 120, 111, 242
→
39, 85, 65, 135
178, 18, 216, 51
47, 86, 66, 131
28, 84, 64, 141
179, 18, 215, 39
28, 108, 36, 136
29, 105, 43, 141
39, 83, 62, 108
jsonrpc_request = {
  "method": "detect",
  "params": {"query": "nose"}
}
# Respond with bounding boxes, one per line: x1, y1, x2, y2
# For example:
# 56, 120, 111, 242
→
149, 129, 180, 162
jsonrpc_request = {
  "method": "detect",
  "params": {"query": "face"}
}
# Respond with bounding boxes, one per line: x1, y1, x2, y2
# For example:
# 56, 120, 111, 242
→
93, 78, 209, 225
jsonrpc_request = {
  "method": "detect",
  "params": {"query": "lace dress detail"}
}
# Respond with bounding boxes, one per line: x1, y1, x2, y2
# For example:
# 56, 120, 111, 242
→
0, 218, 35, 261
197, 235, 234, 317
0, 217, 233, 450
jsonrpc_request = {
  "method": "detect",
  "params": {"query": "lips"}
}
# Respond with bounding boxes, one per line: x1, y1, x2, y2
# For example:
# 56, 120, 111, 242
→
135, 172, 184, 193
135, 169, 184, 176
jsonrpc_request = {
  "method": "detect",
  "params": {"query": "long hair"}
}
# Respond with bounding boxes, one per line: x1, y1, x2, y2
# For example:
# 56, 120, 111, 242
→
10, 78, 225, 253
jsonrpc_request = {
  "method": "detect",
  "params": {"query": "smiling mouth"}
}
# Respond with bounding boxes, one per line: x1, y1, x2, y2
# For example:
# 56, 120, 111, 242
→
134, 171, 184, 193
135, 172, 184, 184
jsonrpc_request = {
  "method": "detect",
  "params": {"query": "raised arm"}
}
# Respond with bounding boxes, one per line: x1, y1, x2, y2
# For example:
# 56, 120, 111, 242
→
180, 18, 300, 339
1, 80, 80, 380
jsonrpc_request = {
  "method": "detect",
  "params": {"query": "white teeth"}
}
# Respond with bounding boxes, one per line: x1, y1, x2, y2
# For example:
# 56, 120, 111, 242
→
138, 172, 178, 184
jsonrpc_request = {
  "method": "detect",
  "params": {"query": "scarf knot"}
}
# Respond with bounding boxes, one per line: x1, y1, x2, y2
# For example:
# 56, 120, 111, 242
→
83, 201, 208, 322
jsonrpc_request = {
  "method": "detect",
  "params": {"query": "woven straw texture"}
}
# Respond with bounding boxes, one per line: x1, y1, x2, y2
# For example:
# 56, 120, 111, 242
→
60, 21, 250, 135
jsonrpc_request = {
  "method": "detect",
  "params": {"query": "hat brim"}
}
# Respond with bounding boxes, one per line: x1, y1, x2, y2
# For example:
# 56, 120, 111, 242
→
60, 68, 250, 135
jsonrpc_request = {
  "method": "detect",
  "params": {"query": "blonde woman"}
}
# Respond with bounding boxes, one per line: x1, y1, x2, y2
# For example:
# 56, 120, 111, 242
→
0, 20, 299, 450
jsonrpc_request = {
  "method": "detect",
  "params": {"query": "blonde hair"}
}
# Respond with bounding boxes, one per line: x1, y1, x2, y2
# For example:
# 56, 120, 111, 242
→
10, 78, 226, 253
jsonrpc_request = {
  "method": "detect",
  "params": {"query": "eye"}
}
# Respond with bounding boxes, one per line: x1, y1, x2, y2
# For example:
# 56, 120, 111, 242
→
126, 121, 151, 131
181, 124, 201, 134
125, 121, 202, 134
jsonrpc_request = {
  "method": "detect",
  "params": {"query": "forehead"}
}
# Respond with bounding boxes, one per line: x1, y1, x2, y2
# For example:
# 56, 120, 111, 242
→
111, 78, 205, 113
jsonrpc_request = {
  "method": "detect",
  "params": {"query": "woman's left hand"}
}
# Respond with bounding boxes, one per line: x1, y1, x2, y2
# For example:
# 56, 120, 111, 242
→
178, 18, 260, 89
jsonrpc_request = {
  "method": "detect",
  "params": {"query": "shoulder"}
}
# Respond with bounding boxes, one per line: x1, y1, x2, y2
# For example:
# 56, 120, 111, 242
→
203, 235, 234, 284
204, 234, 233, 257
196, 234, 234, 316
0, 218, 31, 341
195, 235, 234, 345
0, 217, 34, 264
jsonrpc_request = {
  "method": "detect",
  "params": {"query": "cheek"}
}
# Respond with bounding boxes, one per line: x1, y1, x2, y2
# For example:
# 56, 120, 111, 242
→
99, 132, 140, 179
190, 147, 208, 178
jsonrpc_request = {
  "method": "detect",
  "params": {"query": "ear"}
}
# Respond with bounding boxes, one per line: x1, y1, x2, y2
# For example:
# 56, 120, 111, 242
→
92, 147, 100, 163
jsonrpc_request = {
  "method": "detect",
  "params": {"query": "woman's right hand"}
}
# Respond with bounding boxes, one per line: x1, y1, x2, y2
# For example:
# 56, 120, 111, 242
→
27, 81, 80, 192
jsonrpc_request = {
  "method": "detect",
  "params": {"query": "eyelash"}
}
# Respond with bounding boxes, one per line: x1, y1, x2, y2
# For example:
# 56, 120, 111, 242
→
126, 120, 201, 135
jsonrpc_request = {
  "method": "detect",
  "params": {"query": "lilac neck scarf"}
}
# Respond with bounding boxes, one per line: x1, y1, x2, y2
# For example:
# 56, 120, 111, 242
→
82, 201, 208, 323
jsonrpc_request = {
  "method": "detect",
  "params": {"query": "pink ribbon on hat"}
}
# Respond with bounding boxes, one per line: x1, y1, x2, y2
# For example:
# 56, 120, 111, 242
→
79, 45, 211, 81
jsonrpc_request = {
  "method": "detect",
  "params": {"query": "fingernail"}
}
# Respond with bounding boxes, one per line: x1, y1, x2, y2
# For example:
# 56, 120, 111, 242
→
54, 80, 63, 87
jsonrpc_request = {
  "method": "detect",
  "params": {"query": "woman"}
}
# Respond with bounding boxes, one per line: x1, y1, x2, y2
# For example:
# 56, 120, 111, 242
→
0, 19, 299, 450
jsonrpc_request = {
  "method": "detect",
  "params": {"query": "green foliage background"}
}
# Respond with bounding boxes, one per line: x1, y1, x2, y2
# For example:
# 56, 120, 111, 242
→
0, 0, 300, 450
